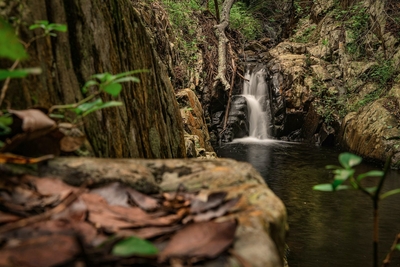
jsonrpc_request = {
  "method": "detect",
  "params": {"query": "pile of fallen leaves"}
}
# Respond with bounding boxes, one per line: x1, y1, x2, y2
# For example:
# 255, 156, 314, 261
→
0, 173, 241, 267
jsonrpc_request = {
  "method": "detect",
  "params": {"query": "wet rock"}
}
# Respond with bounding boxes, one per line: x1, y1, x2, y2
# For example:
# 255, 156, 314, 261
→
224, 96, 249, 141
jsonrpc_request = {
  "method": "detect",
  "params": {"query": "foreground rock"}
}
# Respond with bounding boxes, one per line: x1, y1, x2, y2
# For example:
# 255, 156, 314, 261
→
40, 157, 287, 267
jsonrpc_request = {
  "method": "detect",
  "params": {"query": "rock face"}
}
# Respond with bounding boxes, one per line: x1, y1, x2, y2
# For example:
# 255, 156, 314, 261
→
2, 0, 186, 159
223, 95, 249, 142
340, 88, 400, 167
176, 89, 216, 158
39, 156, 288, 267
240, 0, 400, 166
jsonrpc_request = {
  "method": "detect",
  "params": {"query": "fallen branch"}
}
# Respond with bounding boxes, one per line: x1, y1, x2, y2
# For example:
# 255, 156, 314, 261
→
222, 45, 237, 132
213, 0, 235, 91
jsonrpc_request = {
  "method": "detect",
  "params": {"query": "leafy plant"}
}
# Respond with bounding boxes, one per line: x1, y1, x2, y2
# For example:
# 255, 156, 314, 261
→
49, 70, 148, 123
28, 20, 67, 36
314, 152, 400, 267
229, 1, 263, 40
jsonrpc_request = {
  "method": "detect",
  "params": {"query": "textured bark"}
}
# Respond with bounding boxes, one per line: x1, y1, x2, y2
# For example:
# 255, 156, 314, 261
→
2, 0, 186, 159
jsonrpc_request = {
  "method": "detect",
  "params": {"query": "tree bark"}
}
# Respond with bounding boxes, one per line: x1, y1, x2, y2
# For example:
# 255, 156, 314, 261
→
213, 0, 235, 91
1, 0, 186, 159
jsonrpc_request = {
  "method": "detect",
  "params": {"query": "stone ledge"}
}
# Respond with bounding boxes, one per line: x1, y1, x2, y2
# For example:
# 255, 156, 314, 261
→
39, 157, 287, 267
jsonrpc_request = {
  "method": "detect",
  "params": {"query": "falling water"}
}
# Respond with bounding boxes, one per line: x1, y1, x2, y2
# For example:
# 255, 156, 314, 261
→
242, 68, 270, 139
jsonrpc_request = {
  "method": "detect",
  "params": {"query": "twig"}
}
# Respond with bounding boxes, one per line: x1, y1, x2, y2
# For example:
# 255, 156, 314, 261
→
237, 72, 248, 81
0, 60, 20, 107
382, 233, 400, 267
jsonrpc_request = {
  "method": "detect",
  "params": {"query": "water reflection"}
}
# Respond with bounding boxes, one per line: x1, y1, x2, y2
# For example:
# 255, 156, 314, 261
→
216, 141, 400, 267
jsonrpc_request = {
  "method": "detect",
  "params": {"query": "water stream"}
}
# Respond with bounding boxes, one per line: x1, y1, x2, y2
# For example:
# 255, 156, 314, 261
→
222, 67, 400, 266
216, 142, 400, 267
242, 68, 270, 139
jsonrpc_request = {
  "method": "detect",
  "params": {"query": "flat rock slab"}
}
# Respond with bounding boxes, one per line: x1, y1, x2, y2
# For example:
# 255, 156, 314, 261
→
39, 157, 287, 267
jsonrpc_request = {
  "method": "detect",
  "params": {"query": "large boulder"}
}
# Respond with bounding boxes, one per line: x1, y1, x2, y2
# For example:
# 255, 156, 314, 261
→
39, 157, 288, 267
340, 87, 400, 167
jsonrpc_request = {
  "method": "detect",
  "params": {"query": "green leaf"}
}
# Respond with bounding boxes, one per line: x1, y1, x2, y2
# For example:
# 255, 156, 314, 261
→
380, 188, 400, 200
49, 113, 65, 119
326, 165, 342, 170
313, 184, 334, 191
333, 169, 355, 181
36, 20, 49, 26
48, 24, 67, 32
0, 69, 28, 80
339, 152, 362, 169
365, 187, 377, 194
82, 80, 99, 93
332, 179, 345, 190
74, 98, 103, 115
103, 83, 122, 97
28, 24, 42, 30
0, 68, 42, 81
396, 244, 400, 251
0, 116, 12, 126
114, 69, 149, 79
336, 185, 351, 191
82, 101, 122, 116
0, 115, 12, 136
357, 170, 384, 181
113, 76, 140, 84
0, 19, 28, 60
91, 72, 112, 83
111, 237, 158, 256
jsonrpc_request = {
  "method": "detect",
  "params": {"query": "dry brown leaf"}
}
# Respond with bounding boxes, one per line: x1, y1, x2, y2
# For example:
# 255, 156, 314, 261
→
9, 109, 55, 133
0, 211, 21, 224
190, 191, 227, 214
118, 225, 182, 239
52, 197, 87, 221
0, 234, 78, 267
127, 187, 159, 211
32, 176, 78, 196
158, 219, 237, 263
183, 197, 240, 224
90, 182, 130, 207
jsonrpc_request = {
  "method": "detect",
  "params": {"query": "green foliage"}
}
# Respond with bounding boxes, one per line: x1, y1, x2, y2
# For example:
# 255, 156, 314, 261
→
342, 4, 369, 58
313, 152, 388, 196
368, 60, 396, 87
350, 88, 382, 112
311, 77, 346, 124
293, 24, 316, 43
0, 67, 42, 81
0, 114, 12, 136
111, 236, 159, 256
51, 70, 147, 122
29, 20, 67, 36
229, 1, 263, 40
314, 152, 400, 266
0, 19, 28, 60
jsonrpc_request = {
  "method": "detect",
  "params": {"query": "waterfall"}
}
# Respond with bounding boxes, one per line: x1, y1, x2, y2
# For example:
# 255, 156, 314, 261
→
242, 68, 270, 140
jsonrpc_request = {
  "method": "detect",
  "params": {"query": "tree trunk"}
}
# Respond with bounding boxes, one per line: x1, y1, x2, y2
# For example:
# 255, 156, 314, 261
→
1, 0, 186, 159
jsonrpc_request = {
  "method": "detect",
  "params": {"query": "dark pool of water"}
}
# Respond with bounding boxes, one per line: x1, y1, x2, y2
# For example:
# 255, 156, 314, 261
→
216, 138, 400, 267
